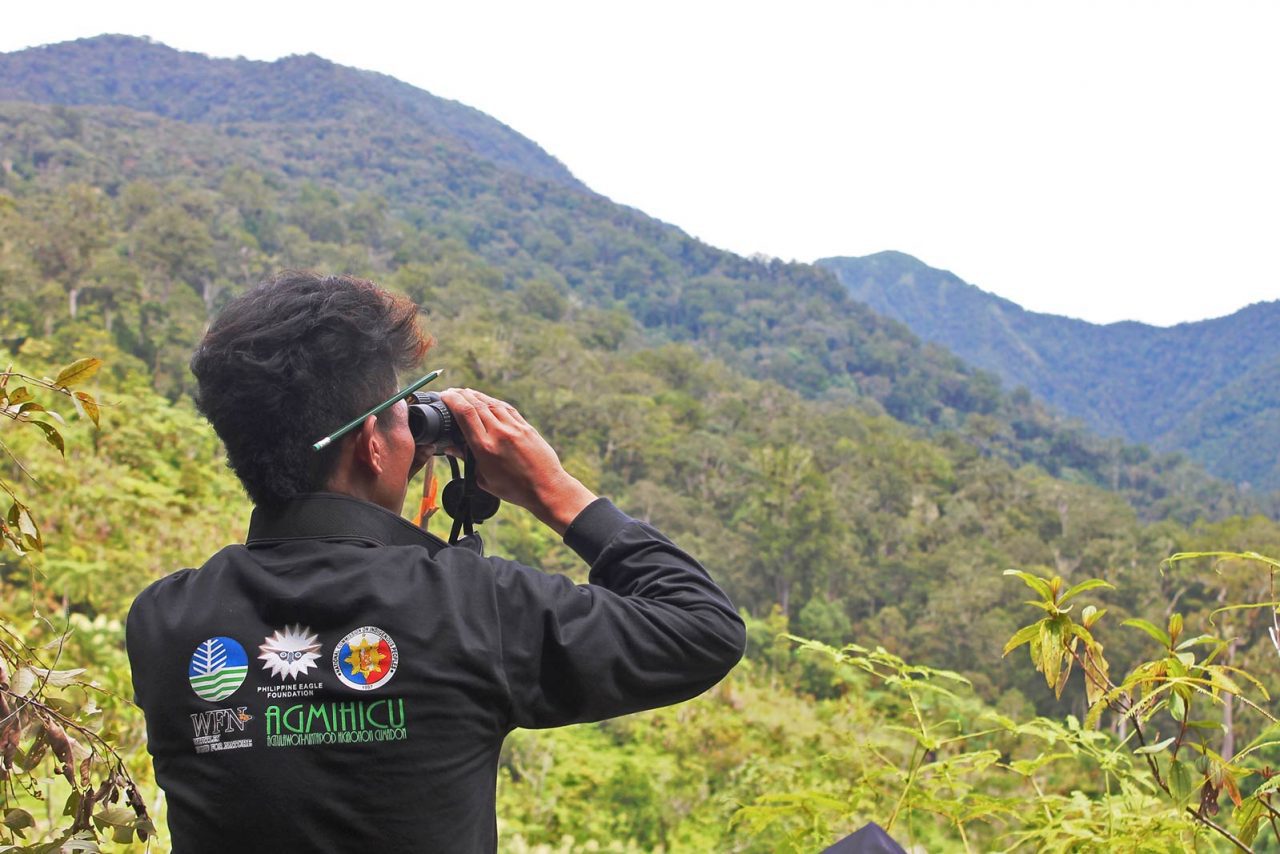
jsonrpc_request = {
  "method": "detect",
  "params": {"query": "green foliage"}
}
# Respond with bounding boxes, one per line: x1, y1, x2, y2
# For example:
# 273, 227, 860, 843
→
999, 557, 1280, 852
0, 359, 155, 852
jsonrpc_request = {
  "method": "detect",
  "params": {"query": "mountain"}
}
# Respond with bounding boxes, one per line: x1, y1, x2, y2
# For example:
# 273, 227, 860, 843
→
5, 31, 1280, 751
818, 251, 1280, 490
0, 35, 1264, 521
6, 38, 1280, 853
0, 34, 583, 190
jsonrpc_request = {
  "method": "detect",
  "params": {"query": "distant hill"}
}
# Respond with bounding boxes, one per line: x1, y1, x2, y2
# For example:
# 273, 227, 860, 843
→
819, 251, 1280, 490
0, 34, 583, 190
0, 35, 1265, 520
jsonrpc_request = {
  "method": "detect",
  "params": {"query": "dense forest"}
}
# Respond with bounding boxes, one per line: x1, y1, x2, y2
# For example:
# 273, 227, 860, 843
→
0, 37, 1264, 526
2, 36, 1280, 851
821, 251, 1280, 492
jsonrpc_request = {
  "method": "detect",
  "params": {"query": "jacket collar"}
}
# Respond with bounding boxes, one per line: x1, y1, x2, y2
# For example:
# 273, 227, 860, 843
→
246, 493, 482, 555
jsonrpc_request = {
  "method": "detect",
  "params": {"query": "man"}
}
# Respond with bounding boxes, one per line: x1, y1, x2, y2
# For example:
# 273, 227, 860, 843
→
126, 271, 745, 852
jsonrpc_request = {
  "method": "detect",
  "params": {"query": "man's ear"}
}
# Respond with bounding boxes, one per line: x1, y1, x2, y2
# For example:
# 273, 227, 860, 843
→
351, 415, 385, 475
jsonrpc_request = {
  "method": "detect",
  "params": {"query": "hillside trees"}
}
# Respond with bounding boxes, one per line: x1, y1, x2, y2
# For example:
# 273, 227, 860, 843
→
4, 86, 1280, 848
1, 94, 1255, 522
7, 129, 1276, 714
24, 184, 111, 321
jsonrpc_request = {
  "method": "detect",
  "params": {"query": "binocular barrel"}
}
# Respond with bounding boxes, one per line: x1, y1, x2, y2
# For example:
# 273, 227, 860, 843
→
406, 391, 464, 450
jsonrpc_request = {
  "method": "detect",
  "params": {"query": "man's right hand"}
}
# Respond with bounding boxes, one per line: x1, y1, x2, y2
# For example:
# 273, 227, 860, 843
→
438, 388, 597, 536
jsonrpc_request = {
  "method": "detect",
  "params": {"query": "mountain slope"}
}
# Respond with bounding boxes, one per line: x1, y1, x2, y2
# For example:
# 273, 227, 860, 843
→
818, 251, 1280, 489
0, 34, 583, 190
0, 36, 1264, 519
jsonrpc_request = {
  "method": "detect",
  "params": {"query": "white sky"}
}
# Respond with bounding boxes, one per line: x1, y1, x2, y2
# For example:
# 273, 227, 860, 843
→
4, 1, 1278, 326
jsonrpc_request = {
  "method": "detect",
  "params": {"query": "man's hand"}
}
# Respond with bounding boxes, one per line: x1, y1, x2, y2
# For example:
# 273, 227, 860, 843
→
438, 388, 596, 536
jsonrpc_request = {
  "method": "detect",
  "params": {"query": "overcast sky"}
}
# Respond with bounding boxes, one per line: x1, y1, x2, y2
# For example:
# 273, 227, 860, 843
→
4, 1, 1277, 326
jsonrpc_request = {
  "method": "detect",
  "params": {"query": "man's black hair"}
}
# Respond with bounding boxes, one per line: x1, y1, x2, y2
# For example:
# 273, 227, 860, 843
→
191, 271, 431, 508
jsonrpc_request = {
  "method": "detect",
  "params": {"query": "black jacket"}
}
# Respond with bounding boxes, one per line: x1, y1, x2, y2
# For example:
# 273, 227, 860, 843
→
126, 493, 745, 853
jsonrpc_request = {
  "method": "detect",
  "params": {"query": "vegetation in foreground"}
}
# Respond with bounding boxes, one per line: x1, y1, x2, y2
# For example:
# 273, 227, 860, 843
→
3, 343, 1280, 851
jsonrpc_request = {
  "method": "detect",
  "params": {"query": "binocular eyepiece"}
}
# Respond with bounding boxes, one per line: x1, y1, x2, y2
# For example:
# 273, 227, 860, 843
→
406, 391, 465, 451
406, 391, 499, 536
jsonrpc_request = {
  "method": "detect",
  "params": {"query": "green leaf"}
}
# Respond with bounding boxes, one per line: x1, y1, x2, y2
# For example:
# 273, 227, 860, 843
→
1236, 796, 1266, 846
6, 386, 31, 405
1002, 622, 1042, 657
1059, 578, 1114, 605
2, 809, 34, 831
1003, 569, 1053, 601
31, 420, 65, 457
1122, 618, 1171, 648
1168, 612, 1183, 643
1169, 759, 1197, 807
1038, 620, 1064, 692
1134, 736, 1175, 755
1185, 720, 1223, 731
1168, 690, 1187, 722
1207, 667, 1243, 695
1084, 698, 1109, 730
54, 357, 101, 389
1176, 634, 1221, 650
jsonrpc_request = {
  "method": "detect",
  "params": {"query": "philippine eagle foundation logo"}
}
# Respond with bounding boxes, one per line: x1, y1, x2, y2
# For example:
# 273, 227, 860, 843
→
258, 624, 323, 681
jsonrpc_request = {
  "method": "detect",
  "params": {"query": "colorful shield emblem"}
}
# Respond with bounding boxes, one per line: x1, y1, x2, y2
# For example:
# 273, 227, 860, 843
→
333, 626, 399, 691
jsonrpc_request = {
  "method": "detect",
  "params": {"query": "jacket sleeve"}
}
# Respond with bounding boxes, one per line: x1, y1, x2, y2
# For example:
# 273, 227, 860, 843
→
490, 498, 746, 729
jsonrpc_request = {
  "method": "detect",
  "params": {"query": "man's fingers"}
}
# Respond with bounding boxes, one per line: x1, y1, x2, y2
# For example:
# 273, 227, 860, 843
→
441, 388, 533, 457
461, 389, 502, 434
439, 388, 489, 440
470, 390, 530, 430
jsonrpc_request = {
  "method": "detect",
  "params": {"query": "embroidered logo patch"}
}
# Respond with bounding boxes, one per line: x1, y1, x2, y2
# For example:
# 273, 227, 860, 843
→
189, 637, 249, 702
259, 625, 323, 681
265, 698, 408, 748
333, 626, 398, 691
190, 706, 254, 754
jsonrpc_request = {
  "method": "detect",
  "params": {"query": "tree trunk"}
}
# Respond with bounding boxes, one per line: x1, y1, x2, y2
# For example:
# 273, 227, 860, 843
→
776, 576, 791, 619
201, 278, 219, 318
68, 286, 79, 319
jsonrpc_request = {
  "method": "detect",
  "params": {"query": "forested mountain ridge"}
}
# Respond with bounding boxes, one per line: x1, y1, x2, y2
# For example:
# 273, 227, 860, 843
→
0, 34, 584, 190
0, 35, 1261, 525
4, 37, 1280, 851
820, 251, 1280, 490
